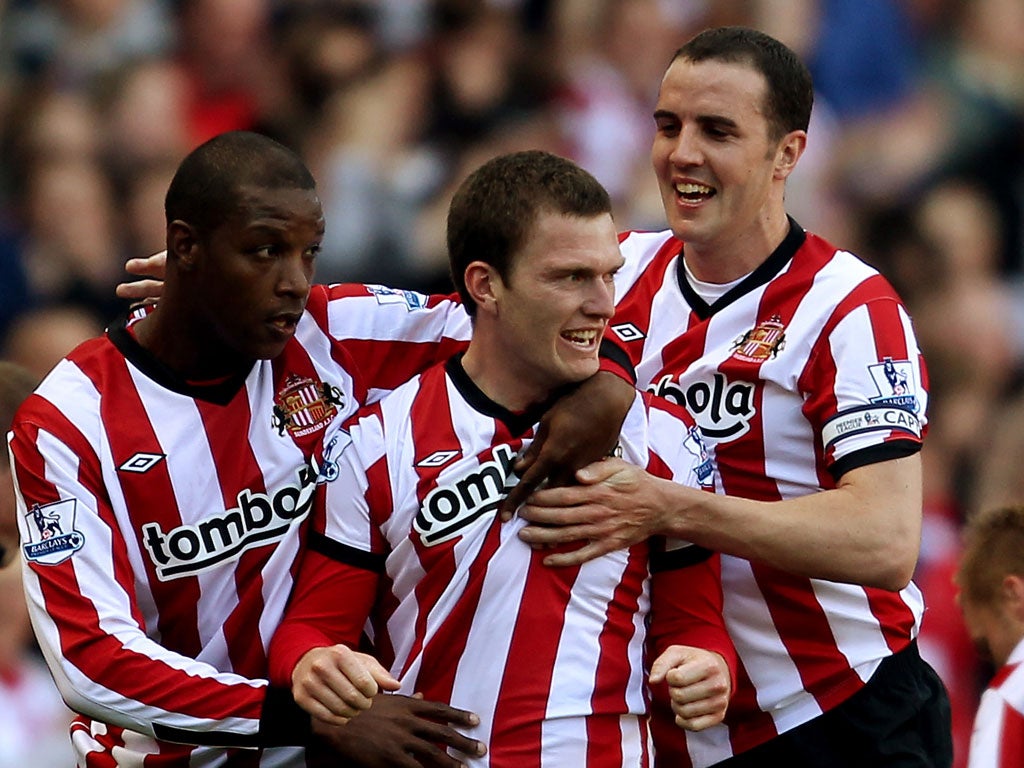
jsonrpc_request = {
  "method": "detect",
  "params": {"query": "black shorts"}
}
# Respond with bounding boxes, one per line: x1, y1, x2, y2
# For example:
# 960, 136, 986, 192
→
710, 640, 953, 768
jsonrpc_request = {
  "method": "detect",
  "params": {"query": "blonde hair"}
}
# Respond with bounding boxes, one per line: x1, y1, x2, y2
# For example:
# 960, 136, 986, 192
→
957, 505, 1024, 606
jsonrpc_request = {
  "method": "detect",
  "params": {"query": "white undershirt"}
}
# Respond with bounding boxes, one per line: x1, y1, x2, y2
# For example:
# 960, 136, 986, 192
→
681, 257, 750, 304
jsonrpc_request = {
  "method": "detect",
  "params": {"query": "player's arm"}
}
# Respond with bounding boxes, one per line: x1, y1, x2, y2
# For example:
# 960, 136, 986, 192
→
516, 297, 926, 591
516, 455, 920, 590
268, 545, 485, 766
647, 547, 734, 732
270, 414, 486, 763
10, 406, 310, 748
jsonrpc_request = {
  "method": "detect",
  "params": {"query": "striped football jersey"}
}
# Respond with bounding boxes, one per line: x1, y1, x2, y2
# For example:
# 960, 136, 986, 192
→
303, 354, 722, 768
968, 641, 1024, 768
9, 283, 471, 767
608, 222, 929, 766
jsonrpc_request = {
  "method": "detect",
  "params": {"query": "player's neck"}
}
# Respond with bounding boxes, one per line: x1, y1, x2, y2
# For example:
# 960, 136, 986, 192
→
461, 338, 551, 414
682, 210, 790, 283
133, 306, 252, 382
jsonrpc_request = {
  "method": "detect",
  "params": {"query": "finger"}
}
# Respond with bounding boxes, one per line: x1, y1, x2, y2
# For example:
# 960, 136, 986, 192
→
406, 737, 480, 768
541, 540, 614, 567
408, 698, 481, 728
649, 649, 683, 685
115, 279, 164, 300
517, 485, 594, 516
336, 648, 391, 699
675, 710, 726, 732
125, 252, 167, 277
576, 457, 633, 485
412, 723, 487, 759
299, 697, 353, 726
299, 676, 368, 719
518, 523, 598, 550
501, 459, 556, 521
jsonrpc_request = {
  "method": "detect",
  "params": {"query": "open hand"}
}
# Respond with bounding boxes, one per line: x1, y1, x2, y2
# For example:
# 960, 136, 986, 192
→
311, 693, 486, 768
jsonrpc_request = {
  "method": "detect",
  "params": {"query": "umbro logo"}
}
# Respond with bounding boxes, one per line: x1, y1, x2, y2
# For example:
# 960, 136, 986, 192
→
117, 453, 166, 474
611, 323, 645, 342
416, 450, 460, 468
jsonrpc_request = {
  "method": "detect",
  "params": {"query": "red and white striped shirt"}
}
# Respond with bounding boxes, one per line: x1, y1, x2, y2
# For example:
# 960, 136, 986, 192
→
968, 640, 1024, 768
271, 355, 728, 768
8, 283, 471, 767
608, 223, 928, 766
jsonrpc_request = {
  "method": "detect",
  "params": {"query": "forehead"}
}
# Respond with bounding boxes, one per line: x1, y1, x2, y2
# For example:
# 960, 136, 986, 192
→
221, 184, 325, 233
656, 58, 769, 123
515, 211, 623, 272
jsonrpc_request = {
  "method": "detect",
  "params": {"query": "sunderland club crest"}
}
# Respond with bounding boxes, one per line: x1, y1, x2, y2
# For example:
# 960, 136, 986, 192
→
731, 315, 786, 363
272, 374, 343, 438
23, 499, 84, 565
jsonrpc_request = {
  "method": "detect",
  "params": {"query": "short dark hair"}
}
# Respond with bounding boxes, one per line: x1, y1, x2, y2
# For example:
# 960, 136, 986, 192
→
446, 150, 612, 316
673, 26, 813, 139
957, 505, 1024, 606
165, 131, 316, 237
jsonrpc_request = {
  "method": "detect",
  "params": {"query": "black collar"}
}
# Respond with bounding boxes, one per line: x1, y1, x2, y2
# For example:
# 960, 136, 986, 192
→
108, 314, 254, 406
444, 353, 573, 438
676, 216, 806, 320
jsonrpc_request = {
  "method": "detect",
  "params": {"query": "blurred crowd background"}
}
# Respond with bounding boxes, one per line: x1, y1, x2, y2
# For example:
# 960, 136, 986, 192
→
0, 0, 1022, 766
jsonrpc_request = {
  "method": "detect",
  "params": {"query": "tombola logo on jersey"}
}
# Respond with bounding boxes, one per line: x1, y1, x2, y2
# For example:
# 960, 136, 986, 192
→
649, 372, 755, 442
272, 374, 343, 438
414, 444, 517, 546
141, 459, 319, 581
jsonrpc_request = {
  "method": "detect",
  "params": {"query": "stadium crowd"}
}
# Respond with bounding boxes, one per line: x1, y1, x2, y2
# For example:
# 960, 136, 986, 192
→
1, 1, 1023, 766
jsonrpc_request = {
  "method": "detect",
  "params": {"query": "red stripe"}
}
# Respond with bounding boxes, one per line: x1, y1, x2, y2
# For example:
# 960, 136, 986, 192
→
401, 368, 462, 679
490, 552, 581, 767
78, 351, 205, 656
195, 392, 270, 678
1001, 701, 1024, 768
720, 656, 777, 754
586, 549, 647, 768
15, 367, 267, 727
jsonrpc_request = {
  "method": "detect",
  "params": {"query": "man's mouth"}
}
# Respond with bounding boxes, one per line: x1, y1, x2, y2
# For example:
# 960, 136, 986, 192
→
268, 313, 301, 333
675, 181, 715, 202
561, 328, 601, 347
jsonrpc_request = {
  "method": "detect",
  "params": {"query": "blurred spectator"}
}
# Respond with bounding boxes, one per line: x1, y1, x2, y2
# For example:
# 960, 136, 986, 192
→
2, 305, 104, 381
955, 504, 1024, 767
0, 3, 1022, 766
0, 360, 37, 569
0, 563, 76, 767
0, 359, 72, 767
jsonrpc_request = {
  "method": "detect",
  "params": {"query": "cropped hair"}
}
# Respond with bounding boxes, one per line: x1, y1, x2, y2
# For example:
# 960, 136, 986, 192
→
673, 26, 814, 139
165, 131, 316, 238
446, 150, 612, 316
957, 505, 1024, 606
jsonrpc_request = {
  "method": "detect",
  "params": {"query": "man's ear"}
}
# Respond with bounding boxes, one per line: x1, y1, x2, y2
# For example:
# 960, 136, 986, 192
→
167, 220, 201, 271
773, 130, 807, 181
1002, 574, 1024, 619
463, 261, 502, 316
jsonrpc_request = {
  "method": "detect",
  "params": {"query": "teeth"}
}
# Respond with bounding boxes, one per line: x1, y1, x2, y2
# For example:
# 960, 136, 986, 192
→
563, 330, 598, 344
675, 182, 713, 196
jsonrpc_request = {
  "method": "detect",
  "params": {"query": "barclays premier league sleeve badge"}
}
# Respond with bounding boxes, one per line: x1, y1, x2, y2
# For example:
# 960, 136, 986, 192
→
23, 499, 85, 565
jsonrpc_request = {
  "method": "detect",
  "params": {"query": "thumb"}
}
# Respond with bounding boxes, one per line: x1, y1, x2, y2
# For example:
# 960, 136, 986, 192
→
576, 456, 630, 485
368, 660, 401, 692
648, 645, 693, 684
